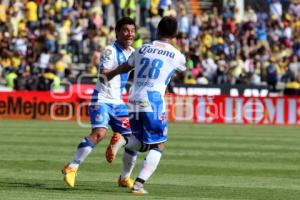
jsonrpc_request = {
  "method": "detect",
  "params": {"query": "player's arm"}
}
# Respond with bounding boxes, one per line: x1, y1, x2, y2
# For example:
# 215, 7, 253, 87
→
102, 63, 134, 81
176, 53, 187, 72
101, 53, 135, 81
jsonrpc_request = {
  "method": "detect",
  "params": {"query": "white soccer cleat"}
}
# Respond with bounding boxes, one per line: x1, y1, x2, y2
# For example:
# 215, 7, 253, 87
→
131, 187, 148, 195
131, 182, 148, 195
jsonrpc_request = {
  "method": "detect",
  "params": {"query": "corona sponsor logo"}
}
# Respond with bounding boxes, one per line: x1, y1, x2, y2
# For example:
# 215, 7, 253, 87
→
138, 46, 175, 58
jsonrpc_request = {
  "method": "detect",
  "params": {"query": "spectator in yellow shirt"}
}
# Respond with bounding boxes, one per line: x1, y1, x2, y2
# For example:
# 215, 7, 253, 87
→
184, 74, 197, 85
26, 0, 38, 31
101, 0, 111, 25
0, 0, 7, 24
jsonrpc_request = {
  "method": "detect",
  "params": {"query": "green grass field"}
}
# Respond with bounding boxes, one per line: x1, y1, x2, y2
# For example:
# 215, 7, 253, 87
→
1, 120, 300, 200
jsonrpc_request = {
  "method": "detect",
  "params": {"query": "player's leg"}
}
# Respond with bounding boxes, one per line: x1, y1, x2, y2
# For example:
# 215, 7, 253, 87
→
132, 143, 164, 194
68, 127, 107, 169
119, 112, 148, 188
105, 104, 133, 163
106, 111, 141, 188
62, 103, 110, 187
131, 112, 168, 194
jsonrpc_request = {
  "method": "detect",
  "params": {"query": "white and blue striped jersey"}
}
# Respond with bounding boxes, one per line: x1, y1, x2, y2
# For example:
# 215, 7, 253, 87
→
93, 42, 134, 105
127, 40, 186, 112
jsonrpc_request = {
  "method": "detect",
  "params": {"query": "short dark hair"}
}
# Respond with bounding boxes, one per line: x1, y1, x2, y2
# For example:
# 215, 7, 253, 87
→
115, 17, 136, 32
157, 16, 178, 38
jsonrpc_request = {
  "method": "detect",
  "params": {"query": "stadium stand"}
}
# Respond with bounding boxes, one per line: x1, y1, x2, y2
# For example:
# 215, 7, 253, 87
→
0, 0, 299, 95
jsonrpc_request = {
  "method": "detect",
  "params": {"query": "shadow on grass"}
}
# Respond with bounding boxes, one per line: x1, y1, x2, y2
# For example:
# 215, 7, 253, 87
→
0, 180, 119, 193
2, 180, 300, 199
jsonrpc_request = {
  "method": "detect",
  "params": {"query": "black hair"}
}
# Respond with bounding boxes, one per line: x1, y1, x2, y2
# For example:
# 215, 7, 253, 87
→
115, 17, 136, 32
157, 16, 178, 38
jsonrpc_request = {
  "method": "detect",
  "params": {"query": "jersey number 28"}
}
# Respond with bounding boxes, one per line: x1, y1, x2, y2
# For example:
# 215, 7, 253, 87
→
137, 58, 163, 79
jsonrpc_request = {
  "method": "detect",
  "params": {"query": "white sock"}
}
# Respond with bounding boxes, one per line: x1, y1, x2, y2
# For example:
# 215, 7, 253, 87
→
137, 149, 162, 182
120, 149, 137, 179
69, 137, 95, 169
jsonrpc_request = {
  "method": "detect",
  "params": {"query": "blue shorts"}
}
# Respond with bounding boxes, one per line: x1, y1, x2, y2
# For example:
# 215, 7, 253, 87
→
89, 103, 131, 135
129, 112, 168, 144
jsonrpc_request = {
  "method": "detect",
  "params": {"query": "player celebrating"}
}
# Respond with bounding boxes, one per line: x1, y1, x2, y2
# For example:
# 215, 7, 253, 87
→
62, 17, 137, 188
104, 16, 186, 194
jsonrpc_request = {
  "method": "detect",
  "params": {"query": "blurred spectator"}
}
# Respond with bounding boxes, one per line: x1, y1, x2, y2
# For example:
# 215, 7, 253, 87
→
158, 0, 171, 17
139, 0, 150, 27
266, 57, 278, 91
288, 0, 300, 17
0, 0, 7, 28
25, 0, 38, 31
148, 12, 161, 41
101, 0, 111, 26
288, 55, 300, 81
201, 52, 217, 82
133, 31, 143, 49
269, 0, 283, 20
178, 4, 189, 35
243, 5, 257, 23
38, 48, 51, 71
184, 74, 196, 85
113, 0, 122, 21
216, 59, 227, 84
39, 68, 60, 90
189, 14, 201, 42
54, 50, 70, 79
69, 20, 84, 62
120, 0, 136, 19
5, 68, 18, 89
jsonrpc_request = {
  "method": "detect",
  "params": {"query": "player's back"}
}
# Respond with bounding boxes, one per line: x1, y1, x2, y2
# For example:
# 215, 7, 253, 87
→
128, 40, 186, 112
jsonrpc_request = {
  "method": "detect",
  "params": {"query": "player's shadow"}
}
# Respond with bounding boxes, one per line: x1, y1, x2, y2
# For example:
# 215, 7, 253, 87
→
0, 180, 122, 193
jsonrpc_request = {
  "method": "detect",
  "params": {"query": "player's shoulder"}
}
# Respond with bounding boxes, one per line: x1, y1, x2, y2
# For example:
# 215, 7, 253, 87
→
101, 44, 116, 59
167, 44, 185, 58
102, 44, 116, 54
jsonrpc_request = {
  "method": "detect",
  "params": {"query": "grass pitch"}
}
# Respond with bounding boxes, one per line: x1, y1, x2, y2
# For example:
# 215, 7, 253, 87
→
1, 120, 300, 200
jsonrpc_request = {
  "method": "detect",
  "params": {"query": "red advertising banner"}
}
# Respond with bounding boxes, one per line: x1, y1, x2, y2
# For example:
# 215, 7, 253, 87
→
193, 96, 300, 125
0, 91, 299, 125
0, 92, 90, 121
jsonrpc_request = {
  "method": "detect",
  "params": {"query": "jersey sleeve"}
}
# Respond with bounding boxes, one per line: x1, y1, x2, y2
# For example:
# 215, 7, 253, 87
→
99, 46, 115, 70
176, 53, 187, 72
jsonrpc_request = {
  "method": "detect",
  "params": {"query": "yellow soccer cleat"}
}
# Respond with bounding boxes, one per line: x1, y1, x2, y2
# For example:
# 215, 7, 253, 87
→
62, 165, 77, 187
118, 176, 134, 188
105, 133, 125, 163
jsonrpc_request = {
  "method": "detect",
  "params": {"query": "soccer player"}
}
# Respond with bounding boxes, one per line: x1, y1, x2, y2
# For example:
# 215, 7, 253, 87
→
104, 16, 186, 194
62, 17, 137, 188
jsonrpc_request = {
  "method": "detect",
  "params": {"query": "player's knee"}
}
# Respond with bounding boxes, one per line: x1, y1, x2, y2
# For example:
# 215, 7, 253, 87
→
125, 148, 138, 156
89, 128, 107, 144
123, 134, 130, 144
139, 143, 165, 153
125, 134, 142, 151
150, 143, 165, 153
139, 143, 150, 152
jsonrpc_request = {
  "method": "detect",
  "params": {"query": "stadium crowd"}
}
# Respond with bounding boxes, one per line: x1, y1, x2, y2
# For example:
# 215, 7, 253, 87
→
0, 0, 300, 92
